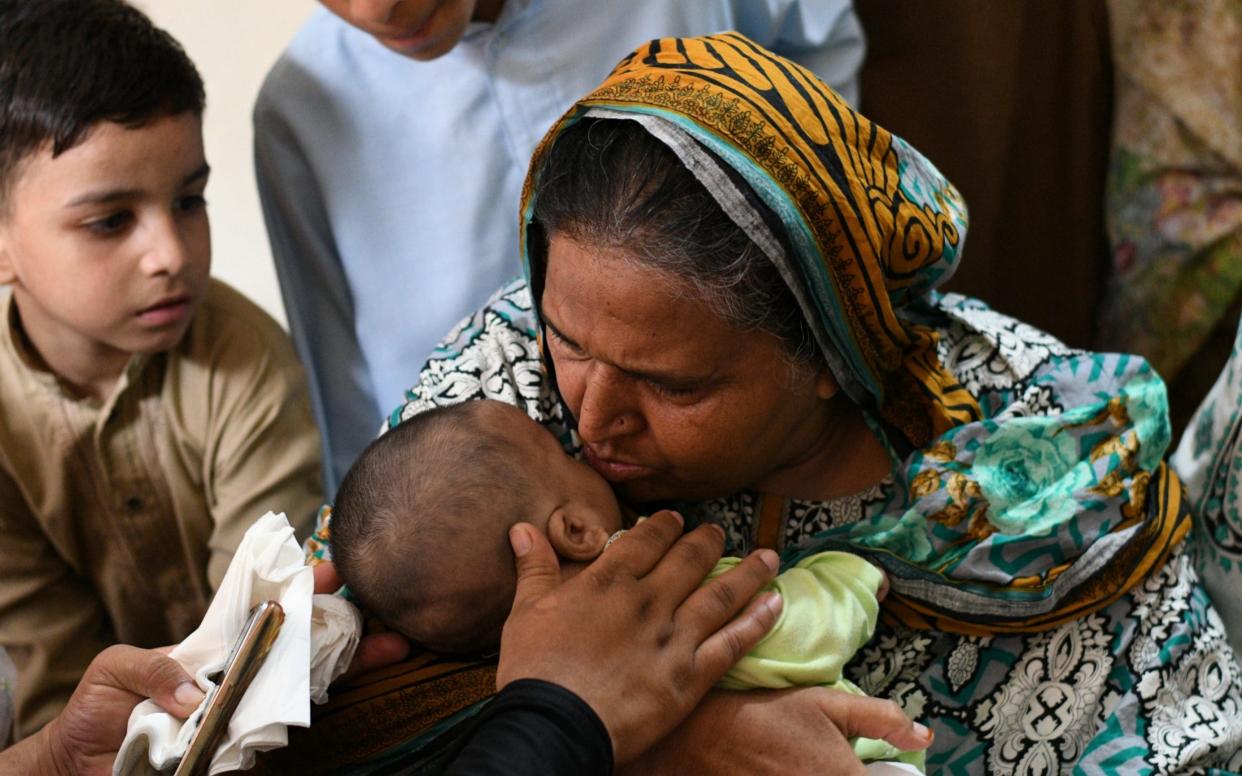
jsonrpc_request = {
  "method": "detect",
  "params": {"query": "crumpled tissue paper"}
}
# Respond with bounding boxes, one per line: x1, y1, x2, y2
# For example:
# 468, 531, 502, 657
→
113, 511, 361, 775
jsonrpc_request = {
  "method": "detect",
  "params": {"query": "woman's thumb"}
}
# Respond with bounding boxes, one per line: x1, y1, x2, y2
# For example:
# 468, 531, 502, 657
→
510, 522, 562, 604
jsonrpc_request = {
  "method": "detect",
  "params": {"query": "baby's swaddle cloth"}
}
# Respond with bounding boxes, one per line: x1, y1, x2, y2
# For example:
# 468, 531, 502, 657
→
113, 511, 361, 775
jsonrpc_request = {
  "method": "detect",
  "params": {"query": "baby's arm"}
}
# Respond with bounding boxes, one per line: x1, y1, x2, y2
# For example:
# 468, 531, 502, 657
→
711, 551, 883, 690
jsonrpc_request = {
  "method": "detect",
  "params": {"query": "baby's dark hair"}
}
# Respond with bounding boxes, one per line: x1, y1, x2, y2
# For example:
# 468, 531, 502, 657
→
0, 0, 205, 211
331, 402, 538, 655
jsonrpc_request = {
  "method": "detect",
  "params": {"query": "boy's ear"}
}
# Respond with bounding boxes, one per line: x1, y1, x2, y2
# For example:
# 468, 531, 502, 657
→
0, 228, 15, 285
547, 508, 610, 563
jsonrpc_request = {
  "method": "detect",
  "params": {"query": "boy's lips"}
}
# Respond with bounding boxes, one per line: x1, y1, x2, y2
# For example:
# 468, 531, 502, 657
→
136, 295, 192, 327
584, 446, 654, 483
377, 12, 438, 51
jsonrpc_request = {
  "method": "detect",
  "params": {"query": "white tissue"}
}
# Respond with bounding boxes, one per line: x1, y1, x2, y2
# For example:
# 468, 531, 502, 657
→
113, 511, 361, 776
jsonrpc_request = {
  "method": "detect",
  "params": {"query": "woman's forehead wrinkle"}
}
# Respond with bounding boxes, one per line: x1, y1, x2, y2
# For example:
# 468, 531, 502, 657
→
546, 247, 733, 377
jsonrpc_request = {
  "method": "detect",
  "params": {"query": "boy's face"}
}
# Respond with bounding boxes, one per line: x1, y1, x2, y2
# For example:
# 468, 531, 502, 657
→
0, 113, 211, 371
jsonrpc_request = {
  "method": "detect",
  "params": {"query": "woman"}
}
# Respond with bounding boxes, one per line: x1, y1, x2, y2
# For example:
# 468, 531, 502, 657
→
330, 34, 1242, 772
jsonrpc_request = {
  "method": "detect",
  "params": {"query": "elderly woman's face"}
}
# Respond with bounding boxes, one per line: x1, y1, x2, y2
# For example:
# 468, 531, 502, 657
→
541, 234, 836, 504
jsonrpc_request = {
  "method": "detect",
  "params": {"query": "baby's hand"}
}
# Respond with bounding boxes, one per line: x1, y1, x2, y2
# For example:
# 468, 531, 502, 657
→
871, 563, 890, 602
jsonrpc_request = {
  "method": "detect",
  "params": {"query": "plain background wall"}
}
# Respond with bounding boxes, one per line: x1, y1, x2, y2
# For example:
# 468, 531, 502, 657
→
138, 0, 317, 327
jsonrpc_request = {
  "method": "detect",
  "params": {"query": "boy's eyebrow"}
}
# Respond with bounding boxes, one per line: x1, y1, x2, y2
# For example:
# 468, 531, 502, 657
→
65, 163, 211, 208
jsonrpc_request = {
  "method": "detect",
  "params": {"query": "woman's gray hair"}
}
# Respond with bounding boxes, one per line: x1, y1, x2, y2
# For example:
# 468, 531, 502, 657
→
530, 118, 820, 367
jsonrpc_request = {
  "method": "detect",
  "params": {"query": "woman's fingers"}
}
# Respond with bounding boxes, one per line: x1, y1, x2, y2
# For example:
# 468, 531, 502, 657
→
815, 690, 934, 752
639, 522, 732, 608
676, 549, 779, 647
589, 510, 684, 579
692, 589, 783, 680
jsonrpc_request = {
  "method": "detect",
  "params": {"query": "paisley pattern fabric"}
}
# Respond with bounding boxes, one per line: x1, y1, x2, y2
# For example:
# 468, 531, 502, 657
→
377, 281, 1242, 773
1173, 312, 1242, 660
515, 33, 1187, 636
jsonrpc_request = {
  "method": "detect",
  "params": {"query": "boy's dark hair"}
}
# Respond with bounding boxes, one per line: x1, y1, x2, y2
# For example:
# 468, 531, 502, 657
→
0, 0, 205, 210
331, 402, 537, 655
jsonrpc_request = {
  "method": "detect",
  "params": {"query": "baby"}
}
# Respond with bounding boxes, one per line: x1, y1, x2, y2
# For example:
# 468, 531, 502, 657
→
330, 400, 921, 770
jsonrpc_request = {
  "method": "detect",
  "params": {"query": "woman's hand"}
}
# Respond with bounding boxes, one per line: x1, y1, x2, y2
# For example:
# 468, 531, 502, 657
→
497, 510, 784, 765
2, 645, 204, 776
312, 562, 411, 672
621, 686, 933, 775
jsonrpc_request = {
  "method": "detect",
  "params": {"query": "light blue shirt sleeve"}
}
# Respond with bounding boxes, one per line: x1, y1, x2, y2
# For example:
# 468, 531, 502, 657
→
253, 0, 865, 494
254, 72, 382, 495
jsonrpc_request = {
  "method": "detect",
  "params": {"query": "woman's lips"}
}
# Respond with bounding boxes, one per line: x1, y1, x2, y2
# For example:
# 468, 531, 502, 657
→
584, 446, 654, 483
136, 296, 191, 327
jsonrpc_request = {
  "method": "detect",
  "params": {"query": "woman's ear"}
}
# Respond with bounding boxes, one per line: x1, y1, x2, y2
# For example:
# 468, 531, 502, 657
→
547, 507, 611, 562
815, 368, 839, 401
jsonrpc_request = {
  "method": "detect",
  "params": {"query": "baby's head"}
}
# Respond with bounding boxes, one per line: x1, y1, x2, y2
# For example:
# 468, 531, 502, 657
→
331, 400, 624, 655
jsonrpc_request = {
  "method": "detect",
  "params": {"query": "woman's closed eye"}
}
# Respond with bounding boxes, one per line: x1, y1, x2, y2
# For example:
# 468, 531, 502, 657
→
646, 378, 703, 400
546, 323, 586, 356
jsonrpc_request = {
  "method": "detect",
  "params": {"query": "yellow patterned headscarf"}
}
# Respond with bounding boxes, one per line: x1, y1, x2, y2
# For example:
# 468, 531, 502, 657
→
520, 32, 981, 448
518, 34, 1189, 636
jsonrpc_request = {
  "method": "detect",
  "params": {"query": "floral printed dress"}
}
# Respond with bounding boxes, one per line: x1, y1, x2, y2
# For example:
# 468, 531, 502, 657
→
388, 280, 1242, 775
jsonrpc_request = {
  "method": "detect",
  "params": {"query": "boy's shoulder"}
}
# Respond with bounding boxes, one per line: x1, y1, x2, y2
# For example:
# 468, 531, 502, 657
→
191, 278, 288, 340
172, 279, 302, 383
255, 9, 371, 116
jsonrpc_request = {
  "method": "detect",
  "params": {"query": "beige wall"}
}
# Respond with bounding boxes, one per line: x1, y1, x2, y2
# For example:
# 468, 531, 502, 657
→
138, 0, 318, 327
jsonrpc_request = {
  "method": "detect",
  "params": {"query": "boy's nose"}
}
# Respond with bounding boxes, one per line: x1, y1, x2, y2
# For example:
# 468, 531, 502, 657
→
349, 0, 399, 24
141, 222, 189, 277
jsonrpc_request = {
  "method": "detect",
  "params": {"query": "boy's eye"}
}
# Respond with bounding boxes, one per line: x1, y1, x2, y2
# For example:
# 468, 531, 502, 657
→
85, 211, 134, 236
175, 194, 207, 212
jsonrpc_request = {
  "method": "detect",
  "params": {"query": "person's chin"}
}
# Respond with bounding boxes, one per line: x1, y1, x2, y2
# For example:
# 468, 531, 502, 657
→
614, 478, 685, 507
377, 16, 468, 60
124, 318, 194, 355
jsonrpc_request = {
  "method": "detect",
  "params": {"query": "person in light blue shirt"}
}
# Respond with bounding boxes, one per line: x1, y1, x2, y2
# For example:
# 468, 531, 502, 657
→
254, 0, 865, 494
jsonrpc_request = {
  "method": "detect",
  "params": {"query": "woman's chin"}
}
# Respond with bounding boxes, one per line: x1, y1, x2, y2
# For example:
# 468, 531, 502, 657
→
616, 478, 728, 507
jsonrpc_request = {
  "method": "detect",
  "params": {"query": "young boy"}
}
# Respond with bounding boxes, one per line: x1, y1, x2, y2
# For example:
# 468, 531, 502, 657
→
0, 0, 322, 738
329, 400, 922, 771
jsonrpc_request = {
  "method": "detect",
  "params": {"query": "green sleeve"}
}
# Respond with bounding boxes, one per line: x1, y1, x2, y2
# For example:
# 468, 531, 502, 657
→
712, 551, 882, 691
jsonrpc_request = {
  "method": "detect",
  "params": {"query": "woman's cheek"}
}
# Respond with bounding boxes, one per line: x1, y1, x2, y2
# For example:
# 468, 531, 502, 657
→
551, 357, 587, 415
643, 400, 715, 467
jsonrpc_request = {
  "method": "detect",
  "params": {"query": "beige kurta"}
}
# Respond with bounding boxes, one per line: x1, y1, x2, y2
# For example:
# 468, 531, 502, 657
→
0, 279, 322, 737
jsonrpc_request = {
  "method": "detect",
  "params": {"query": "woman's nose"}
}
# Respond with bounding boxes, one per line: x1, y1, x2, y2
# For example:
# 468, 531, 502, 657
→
576, 366, 641, 442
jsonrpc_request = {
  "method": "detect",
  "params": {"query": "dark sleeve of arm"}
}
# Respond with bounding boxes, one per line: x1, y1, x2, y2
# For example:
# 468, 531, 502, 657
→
442, 679, 613, 776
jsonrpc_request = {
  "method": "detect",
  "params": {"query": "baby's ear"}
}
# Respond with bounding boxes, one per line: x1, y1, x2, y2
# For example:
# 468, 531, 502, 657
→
547, 508, 610, 562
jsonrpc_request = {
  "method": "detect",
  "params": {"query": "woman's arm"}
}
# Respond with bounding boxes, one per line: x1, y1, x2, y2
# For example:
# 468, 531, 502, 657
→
623, 687, 933, 776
